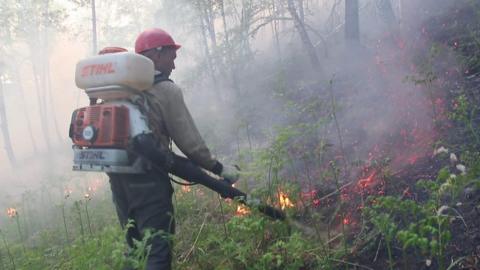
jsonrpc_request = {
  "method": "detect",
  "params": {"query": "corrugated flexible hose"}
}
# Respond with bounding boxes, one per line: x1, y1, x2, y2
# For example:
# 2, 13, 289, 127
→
131, 134, 286, 221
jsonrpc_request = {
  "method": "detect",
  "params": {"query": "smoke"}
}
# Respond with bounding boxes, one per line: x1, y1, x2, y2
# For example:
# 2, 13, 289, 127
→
318, 0, 460, 175
175, 0, 464, 187
0, 0, 467, 225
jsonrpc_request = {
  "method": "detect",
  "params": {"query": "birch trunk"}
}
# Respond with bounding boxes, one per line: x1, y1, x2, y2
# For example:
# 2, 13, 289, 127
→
345, 0, 359, 42
271, 0, 282, 58
297, 0, 305, 23
44, 0, 63, 141
286, 0, 321, 70
46, 59, 63, 141
220, 0, 230, 46
91, 0, 98, 55
204, 0, 217, 48
12, 69, 38, 153
32, 63, 51, 152
0, 79, 16, 166
196, 0, 220, 97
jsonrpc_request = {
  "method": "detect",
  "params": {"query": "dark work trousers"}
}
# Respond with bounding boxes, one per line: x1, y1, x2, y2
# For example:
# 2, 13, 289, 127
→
109, 169, 175, 270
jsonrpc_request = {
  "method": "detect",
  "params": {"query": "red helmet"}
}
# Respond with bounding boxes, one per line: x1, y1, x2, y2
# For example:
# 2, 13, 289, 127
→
135, 28, 181, 53
98, 47, 128, 55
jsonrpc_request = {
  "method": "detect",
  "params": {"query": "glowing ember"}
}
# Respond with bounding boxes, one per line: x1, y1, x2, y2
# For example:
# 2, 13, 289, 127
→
301, 190, 316, 199
357, 172, 377, 189
181, 185, 191, 193
236, 205, 250, 216
279, 191, 294, 210
6, 208, 17, 218
407, 155, 420, 164
301, 190, 321, 207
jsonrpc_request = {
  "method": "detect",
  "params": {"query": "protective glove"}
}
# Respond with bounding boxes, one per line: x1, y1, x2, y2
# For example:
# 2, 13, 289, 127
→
221, 164, 241, 185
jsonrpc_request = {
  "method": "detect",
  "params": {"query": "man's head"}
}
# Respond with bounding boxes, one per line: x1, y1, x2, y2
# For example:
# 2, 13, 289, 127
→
135, 28, 181, 78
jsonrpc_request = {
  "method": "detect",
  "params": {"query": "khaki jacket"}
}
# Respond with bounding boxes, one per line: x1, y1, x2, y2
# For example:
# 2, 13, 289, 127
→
143, 80, 218, 171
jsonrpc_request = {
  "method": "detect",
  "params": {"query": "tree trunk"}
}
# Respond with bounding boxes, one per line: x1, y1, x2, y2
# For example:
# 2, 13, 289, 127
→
0, 79, 16, 166
219, 0, 238, 84
196, 0, 220, 98
32, 63, 51, 152
26, 3, 52, 152
44, 0, 63, 142
46, 60, 63, 141
297, 0, 305, 23
398, 0, 403, 23
325, 0, 342, 33
91, 0, 98, 55
204, 0, 217, 48
219, 0, 242, 98
271, 0, 282, 58
377, 0, 396, 27
286, 0, 321, 70
345, 0, 360, 42
219, 0, 230, 46
12, 69, 38, 153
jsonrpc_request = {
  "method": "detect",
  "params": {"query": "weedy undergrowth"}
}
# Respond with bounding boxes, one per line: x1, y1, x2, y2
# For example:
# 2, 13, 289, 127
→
364, 166, 460, 270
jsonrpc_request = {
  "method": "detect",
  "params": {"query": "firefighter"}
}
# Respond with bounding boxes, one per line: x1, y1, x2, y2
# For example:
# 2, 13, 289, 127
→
107, 29, 240, 270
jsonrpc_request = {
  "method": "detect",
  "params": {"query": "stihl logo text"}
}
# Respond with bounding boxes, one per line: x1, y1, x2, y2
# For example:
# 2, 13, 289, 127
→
79, 151, 106, 160
81, 63, 115, 77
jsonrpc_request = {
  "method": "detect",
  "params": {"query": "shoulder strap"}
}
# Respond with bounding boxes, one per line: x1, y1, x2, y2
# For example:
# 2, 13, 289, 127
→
129, 93, 149, 116
154, 73, 173, 85
134, 90, 173, 150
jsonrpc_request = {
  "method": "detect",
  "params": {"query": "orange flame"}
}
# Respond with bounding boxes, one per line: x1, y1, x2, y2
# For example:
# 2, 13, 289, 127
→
6, 208, 17, 218
358, 172, 377, 189
279, 191, 294, 210
236, 205, 250, 216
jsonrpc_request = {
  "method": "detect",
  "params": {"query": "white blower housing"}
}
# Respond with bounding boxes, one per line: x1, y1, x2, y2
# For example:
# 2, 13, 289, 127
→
71, 52, 155, 174
75, 52, 154, 100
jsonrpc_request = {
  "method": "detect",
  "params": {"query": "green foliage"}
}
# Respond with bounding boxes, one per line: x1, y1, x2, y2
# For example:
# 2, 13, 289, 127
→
405, 44, 441, 86
125, 226, 173, 270
370, 213, 396, 270
364, 162, 468, 270
185, 215, 317, 270
57, 226, 127, 270
0, 225, 126, 270
449, 94, 470, 123
448, 94, 480, 145
461, 151, 480, 181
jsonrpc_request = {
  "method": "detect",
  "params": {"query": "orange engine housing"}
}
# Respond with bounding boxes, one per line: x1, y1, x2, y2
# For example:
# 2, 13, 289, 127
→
69, 104, 130, 148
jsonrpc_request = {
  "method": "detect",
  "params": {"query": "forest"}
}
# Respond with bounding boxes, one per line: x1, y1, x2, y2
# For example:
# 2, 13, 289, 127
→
0, 0, 479, 269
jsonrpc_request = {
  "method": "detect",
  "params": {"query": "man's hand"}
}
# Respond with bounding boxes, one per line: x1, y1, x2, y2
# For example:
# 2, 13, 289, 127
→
221, 164, 241, 185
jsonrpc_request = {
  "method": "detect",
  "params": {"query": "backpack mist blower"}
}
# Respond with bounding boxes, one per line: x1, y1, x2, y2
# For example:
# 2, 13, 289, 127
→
69, 52, 285, 221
